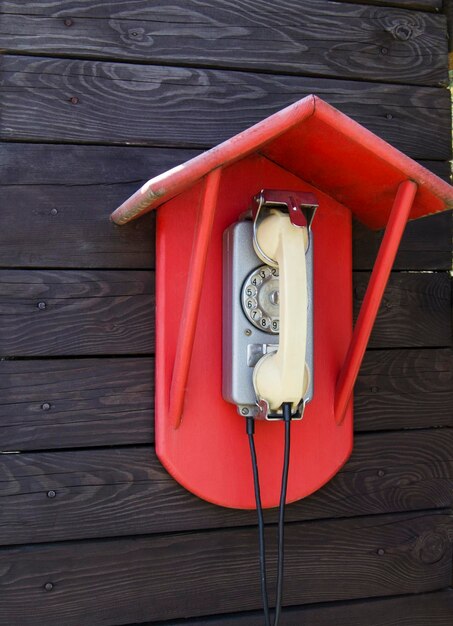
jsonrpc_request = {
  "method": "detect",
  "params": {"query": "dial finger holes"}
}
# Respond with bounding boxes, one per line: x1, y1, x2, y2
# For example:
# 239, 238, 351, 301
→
241, 265, 280, 334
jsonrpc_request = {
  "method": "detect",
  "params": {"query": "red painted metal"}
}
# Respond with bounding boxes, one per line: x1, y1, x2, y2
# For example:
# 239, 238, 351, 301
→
111, 95, 452, 228
110, 95, 453, 509
169, 168, 221, 430
334, 180, 417, 425
155, 157, 353, 508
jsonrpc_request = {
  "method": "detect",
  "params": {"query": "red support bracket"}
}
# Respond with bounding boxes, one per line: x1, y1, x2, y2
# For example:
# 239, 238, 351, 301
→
334, 179, 418, 425
169, 168, 222, 429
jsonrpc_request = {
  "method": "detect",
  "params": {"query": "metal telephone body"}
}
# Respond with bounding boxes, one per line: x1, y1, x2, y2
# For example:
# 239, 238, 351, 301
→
222, 218, 314, 419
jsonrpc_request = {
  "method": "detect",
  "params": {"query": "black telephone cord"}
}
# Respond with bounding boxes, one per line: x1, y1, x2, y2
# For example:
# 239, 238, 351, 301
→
273, 402, 292, 626
246, 402, 293, 626
247, 417, 271, 626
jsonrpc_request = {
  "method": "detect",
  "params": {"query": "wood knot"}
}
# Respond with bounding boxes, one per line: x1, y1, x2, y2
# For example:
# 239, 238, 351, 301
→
392, 24, 413, 41
383, 14, 424, 42
416, 531, 447, 564
110, 20, 154, 47
128, 27, 146, 41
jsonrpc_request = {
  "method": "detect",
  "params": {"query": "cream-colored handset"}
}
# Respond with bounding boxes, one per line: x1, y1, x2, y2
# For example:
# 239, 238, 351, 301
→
253, 210, 309, 415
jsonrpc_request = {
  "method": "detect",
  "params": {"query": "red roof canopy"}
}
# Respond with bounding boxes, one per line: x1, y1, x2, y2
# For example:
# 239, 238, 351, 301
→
111, 95, 452, 230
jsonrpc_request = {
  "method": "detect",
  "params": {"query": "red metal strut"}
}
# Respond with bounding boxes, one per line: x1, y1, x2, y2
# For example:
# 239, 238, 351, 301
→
169, 168, 222, 429
334, 179, 418, 425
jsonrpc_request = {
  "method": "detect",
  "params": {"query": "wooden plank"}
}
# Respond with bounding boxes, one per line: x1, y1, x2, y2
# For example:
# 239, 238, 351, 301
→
353, 272, 451, 348
0, 511, 450, 625
0, 358, 154, 451
0, 270, 154, 356
447, 2, 453, 51
0, 144, 198, 269
0, 143, 449, 270
147, 590, 453, 625
0, 56, 450, 159
0, 143, 200, 187
1, 429, 453, 545
355, 348, 453, 431
0, 180, 157, 269
337, 0, 442, 8
353, 211, 453, 271
0, 348, 450, 452
5, 0, 438, 13
0, 0, 443, 17
0, 1, 447, 86
0, 270, 449, 357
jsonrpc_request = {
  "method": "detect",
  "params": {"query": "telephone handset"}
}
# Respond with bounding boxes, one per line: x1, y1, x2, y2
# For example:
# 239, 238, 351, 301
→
223, 190, 316, 420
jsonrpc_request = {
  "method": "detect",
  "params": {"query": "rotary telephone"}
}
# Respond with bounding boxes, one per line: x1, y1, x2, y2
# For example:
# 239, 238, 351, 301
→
222, 189, 317, 420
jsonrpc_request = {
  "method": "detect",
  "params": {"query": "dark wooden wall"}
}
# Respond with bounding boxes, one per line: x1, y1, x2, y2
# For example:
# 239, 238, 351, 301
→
0, 1, 452, 624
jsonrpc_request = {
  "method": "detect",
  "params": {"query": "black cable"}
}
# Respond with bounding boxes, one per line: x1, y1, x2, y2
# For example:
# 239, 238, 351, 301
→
247, 417, 271, 626
273, 402, 292, 626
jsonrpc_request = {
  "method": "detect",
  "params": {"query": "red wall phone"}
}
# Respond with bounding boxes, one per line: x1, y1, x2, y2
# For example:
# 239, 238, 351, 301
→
110, 95, 452, 509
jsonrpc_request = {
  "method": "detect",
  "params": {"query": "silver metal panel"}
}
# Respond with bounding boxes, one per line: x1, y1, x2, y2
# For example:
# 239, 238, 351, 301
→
222, 219, 314, 418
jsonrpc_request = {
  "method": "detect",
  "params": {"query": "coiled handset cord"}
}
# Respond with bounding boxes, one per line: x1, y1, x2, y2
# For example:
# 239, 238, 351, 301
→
246, 401, 293, 626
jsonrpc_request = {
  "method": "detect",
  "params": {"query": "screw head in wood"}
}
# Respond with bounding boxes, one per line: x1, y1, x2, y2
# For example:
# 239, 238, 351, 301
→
37, 301, 47, 310
69, 96, 79, 105
44, 582, 54, 591
380, 47, 388, 55
377, 548, 385, 556
50, 208, 58, 216
128, 28, 145, 40
47, 490, 56, 499
41, 403, 51, 411
377, 470, 385, 477
64, 18, 73, 27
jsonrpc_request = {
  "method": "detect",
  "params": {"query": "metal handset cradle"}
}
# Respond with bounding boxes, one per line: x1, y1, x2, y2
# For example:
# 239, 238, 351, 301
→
222, 190, 317, 419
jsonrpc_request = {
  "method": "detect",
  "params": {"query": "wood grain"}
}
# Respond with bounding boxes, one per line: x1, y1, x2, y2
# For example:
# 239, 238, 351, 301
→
0, 55, 450, 159
0, 144, 197, 269
0, 270, 154, 356
146, 590, 453, 625
0, 270, 448, 357
0, 348, 450, 451
0, 143, 450, 270
0, 1, 447, 85
5, 0, 438, 13
336, 0, 441, 8
0, 511, 450, 625
1, 429, 453, 544
355, 348, 453, 431
353, 210, 453, 271
0, 358, 153, 450
353, 272, 451, 348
